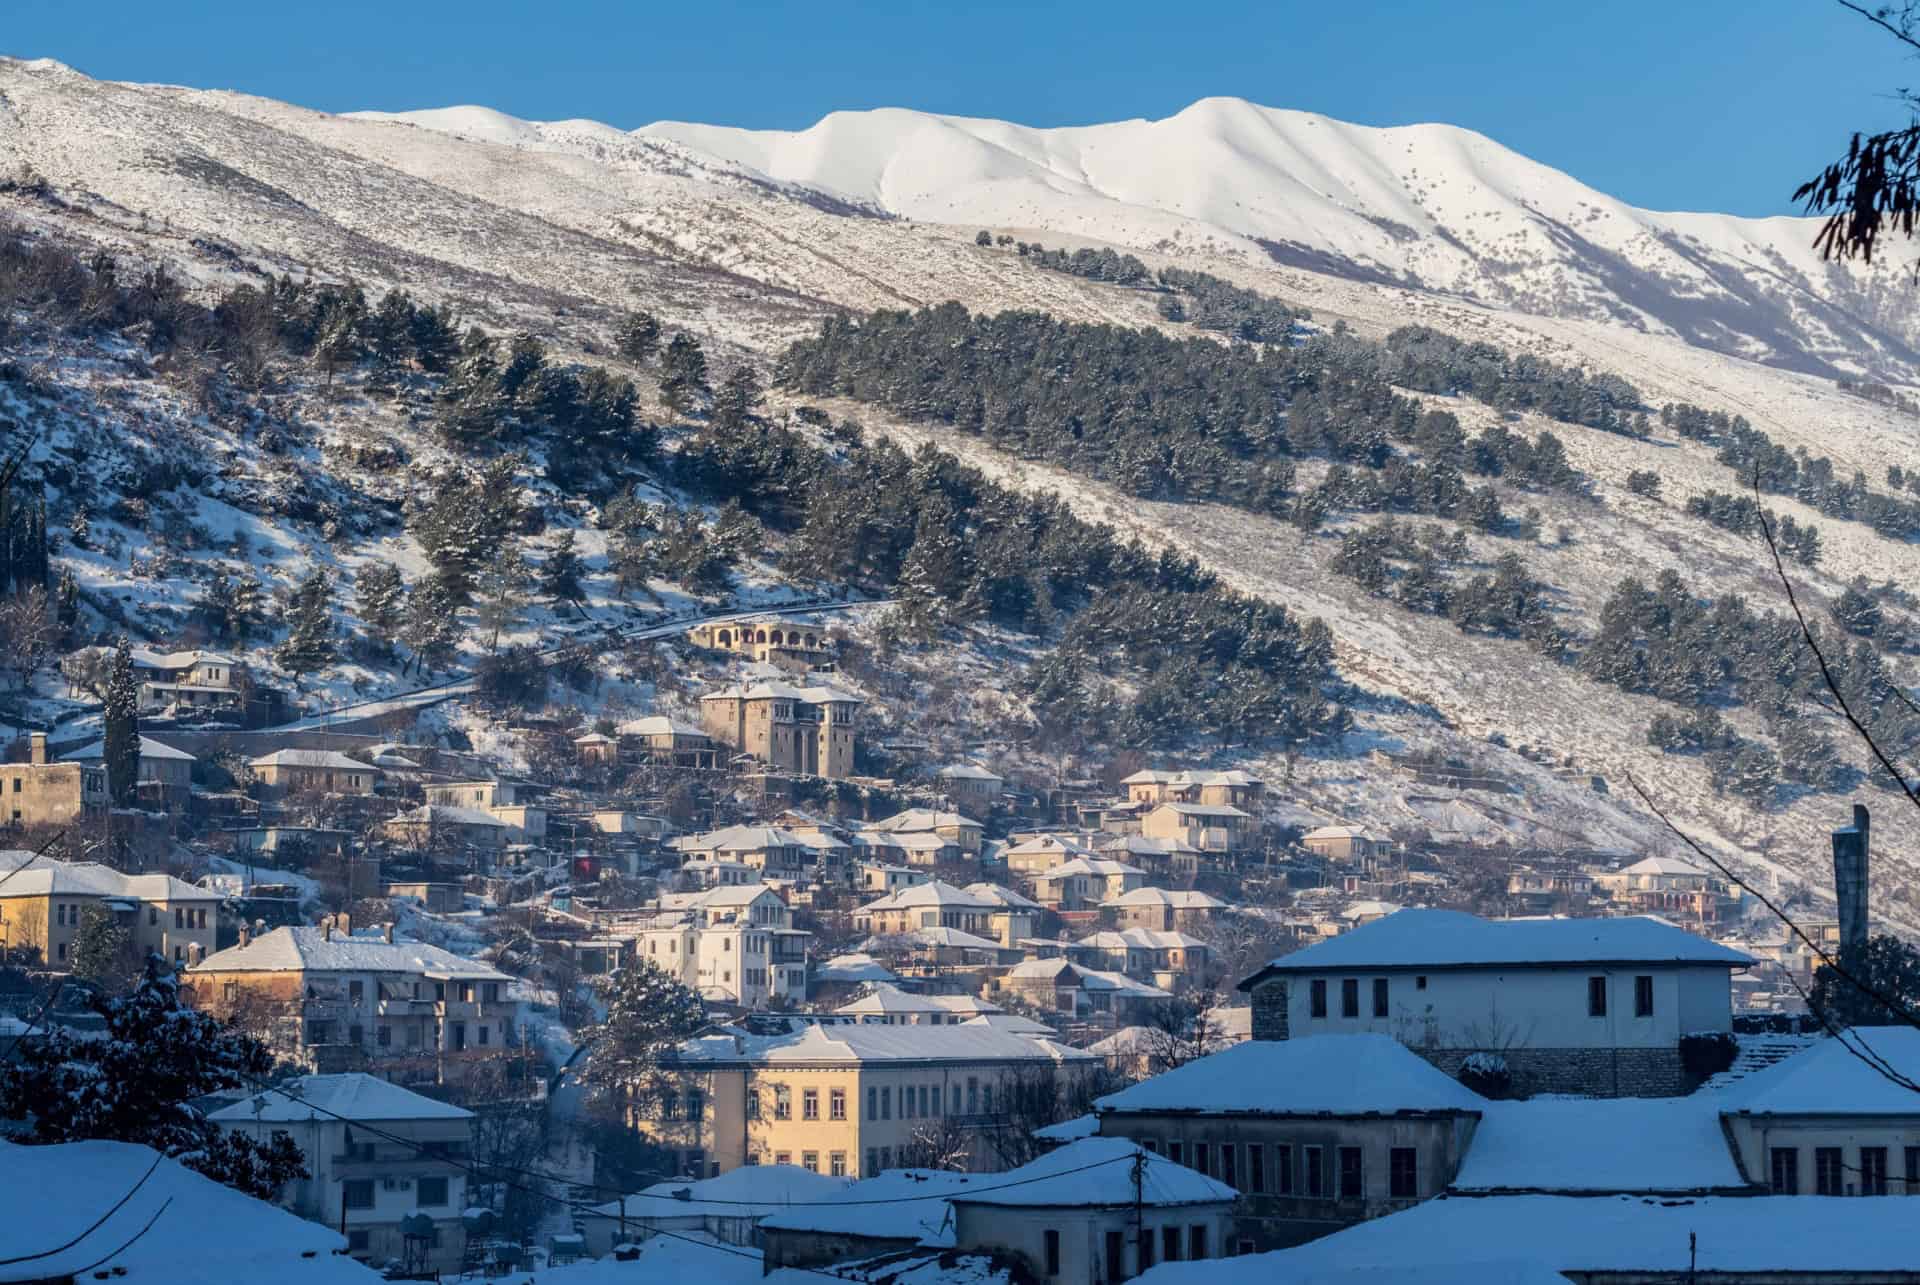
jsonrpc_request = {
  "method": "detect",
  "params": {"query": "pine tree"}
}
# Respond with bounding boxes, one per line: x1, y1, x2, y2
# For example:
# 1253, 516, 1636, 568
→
71, 902, 132, 987
274, 570, 336, 673
583, 959, 707, 1090
474, 547, 531, 652
616, 310, 662, 366
0, 957, 307, 1201
660, 333, 710, 415
55, 566, 79, 639
401, 578, 462, 676
354, 562, 406, 652
713, 365, 762, 427
537, 530, 587, 613
103, 637, 140, 809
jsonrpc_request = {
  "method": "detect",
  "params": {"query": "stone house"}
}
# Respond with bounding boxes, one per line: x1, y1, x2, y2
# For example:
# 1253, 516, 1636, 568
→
679, 824, 815, 881
700, 682, 861, 779
209, 1073, 475, 1274
1719, 1027, 1920, 1195
1030, 857, 1147, 910
866, 809, 984, 855
0, 850, 219, 969
1123, 769, 1265, 810
1094, 1034, 1485, 1251
613, 715, 719, 769
1235, 908, 1755, 1097
854, 880, 997, 939
1301, 825, 1392, 863
1000, 958, 1171, 1022
1099, 834, 1206, 881
936, 763, 1005, 812
1003, 833, 1101, 878
248, 749, 380, 796
60, 734, 195, 807
1, 732, 108, 828
571, 731, 617, 764
629, 883, 809, 1006
689, 615, 836, 671
1102, 886, 1228, 932
634, 1022, 1098, 1179
1142, 803, 1252, 854
185, 918, 519, 1087
857, 861, 931, 895
1069, 928, 1211, 988
580, 1165, 850, 1259
963, 882, 1042, 948
381, 804, 512, 855
131, 648, 248, 717
1592, 855, 1739, 928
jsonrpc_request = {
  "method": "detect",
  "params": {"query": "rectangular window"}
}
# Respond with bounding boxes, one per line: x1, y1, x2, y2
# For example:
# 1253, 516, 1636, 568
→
1372, 977, 1389, 1018
343, 1180, 374, 1210
1188, 1226, 1208, 1261
747, 1089, 760, 1121
802, 1151, 818, 1173
1192, 1142, 1210, 1177
1220, 1144, 1236, 1190
1105, 1229, 1124, 1283
803, 1089, 819, 1121
968, 1078, 979, 1115
348, 980, 364, 1004
1044, 1229, 1061, 1276
1389, 1147, 1417, 1199
1634, 975, 1654, 1017
881, 1086, 891, 1119
376, 1025, 391, 1048
1247, 1145, 1265, 1193
1162, 1227, 1181, 1263
687, 1089, 704, 1119
1340, 978, 1359, 1018
774, 1152, 791, 1167
1304, 1147, 1325, 1199
1588, 976, 1608, 1017
773, 1085, 791, 1120
1338, 1147, 1363, 1200
831, 1089, 847, 1121
1906, 1146, 1920, 1194
830, 1152, 847, 1177
1816, 1147, 1845, 1196
920, 1085, 931, 1117
1139, 1228, 1154, 1271
865, 1149, 878, 1178
1771, 1148, 1800, 1195
1862, 1147, 1889, 1195
1168, 1141, 1184, 1167
1275, 1145, 1293, 1195
1310, 979, 1327, 1019
347, 1230, 370, 1253
867, 1087, 877, 1120
417, 1177, 449, 1207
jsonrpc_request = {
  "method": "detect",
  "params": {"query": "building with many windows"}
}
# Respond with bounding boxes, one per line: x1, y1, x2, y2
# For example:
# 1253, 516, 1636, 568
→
0, 849, 219, 968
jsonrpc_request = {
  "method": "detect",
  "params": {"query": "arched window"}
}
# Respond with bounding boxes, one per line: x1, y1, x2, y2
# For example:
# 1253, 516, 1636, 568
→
717, 630, 732, 647
755, 630, 768, 644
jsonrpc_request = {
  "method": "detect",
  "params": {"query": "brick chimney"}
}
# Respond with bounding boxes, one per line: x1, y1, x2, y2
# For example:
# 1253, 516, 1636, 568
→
237, 924, 251, 948
1833, 802, 1871, 956
383, 923, 394, 944
322, 918, 332, 941
28, 732, 45, 766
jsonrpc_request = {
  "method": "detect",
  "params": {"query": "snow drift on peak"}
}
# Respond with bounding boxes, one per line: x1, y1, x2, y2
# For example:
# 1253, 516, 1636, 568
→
638, 98, 1920, 382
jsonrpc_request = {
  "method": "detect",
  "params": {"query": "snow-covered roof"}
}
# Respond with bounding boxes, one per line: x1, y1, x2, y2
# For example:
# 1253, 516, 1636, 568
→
1267, 1193, 1920, 1278
1095, 1034, 1485, 1116
756, 1167, 980, 1240
685, 824, 809, 851
247, 749, 379, 771
858, 879, 996, 913
937, 763, 1003, 781
1451, 1096, 1746, 1194
0, 1138, 373, 1283
1003, 834, 1098, 857
868, 808, 981, 833
130, 648, 238, 670
1243, 910, 1754, 981
1005, 959, 1170, 998
1039, 857, 1145, 879
209, 1072, 473, 1124
1101, 886, 1225, 909
949, 1137, 1234, 1209
964, 881, 1042, 909
1122, 769, 1261, 788
1150, 802, 1250, 818
864, 926, 1005, 952
0, 851, 219, 902
667, 1022, 1097, 1069
1716, 1028, 1920, 1116
191, 925, 509, 980
1098, 835, 1203, 857
1033, 1112, 1100, 1142
387, 803, 508, 827
1619, 855, 1710, 876
1076, 928, 1207, 951
835, 983, 953, 1014
1303, 824, 1381, 841
616, 714, 709, 738
590, 1164, 848, 1222
962, 1013, 1058, 1036
60, 734, 195, 762
813, 953, 899, 984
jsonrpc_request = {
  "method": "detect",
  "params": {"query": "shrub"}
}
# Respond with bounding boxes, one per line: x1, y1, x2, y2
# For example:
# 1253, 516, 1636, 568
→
1679, 1031, 1738, 1079
1459, 1051, 1513, 1099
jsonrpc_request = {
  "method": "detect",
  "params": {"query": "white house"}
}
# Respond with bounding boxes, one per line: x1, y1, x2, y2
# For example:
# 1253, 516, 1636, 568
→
1236, 909, 1754, 1097
209, 1073, 474, 1274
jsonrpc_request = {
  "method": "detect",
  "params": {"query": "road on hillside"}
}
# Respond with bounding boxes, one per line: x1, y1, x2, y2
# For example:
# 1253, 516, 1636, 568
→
271, 596, 886, 731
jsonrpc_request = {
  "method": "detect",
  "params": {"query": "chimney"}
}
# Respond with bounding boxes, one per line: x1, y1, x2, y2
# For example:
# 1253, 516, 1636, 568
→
238, 925, 251, 948
28, 732, 45, 766
384, 923, 394, 944
338, 911, 351, 938
1834, 803, 1870, 956
322, 918, 332, 941
188, 942, 205, 966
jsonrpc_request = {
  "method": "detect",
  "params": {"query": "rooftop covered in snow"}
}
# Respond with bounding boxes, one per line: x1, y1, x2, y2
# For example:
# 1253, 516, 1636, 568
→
1095, 1034, 1485, 1116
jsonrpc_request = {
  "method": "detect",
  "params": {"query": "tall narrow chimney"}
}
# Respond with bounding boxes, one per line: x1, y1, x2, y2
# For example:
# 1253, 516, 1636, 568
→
29, 732, 45, 766
1833, 803, 1870, 956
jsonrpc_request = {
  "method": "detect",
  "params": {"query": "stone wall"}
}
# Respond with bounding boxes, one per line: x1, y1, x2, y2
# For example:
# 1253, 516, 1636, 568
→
1418, 1045, 1688, 1099
1251, 978, 1289, 1041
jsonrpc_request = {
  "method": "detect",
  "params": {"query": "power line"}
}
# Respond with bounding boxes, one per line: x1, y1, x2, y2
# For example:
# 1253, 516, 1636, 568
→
0, 1151, 164, 1267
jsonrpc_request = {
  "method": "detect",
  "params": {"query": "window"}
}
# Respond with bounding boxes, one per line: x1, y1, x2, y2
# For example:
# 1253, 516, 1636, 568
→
148, 907, 157, 926
1340, 978, 1359, 1018
1044, 1229, 1061, 1276
1139, 1229, 1154, 1271
1372, 977, 1389, 1018
1304, 1147, 1325, 1199
880, 1086, 891, 1120
867, 1087, 877, 1120
830, 1089, 847, 1121
967, 1078, 979, 1114
1906, 1146, 1920, 1194
802, 1152, 819, 1173
686, 1089, 704, 1119
1816, 1147, 1845, 1196
1220, 1145, 1236, 1189
1389, 1147, 1417, 1199
347, 1230, 370, 1253
951, 1086, 962, 1114
1862, 1147, 1889, 1196
1275, 1145, 1293, 1195
1338, 1147, 1363, 1199
1168, 1141, 1184, 1167
1142, 1139, 1159, 1154
830, 1152, 847, 1177
1310, 979, 1327, 1018
1105, 1229, 1124, 1283
342, 1180, 374, 1210
174, 908, 183, 929
981, 1084, 992, 1114
773, 1085, 791, 1120
747, 1089, 761, 1121
1192, 1143, 1210, 1177
880, 1147, 892, 1171
376, 1025, 391, 1048
803, 1089, 819, 1120
1771, 1148, 1799, 1194
349, 980, 366, 1005
1188, 1226, 1208, 1261
1634, 975, 1654, 1017
774, 1152, 791, 1167
56, 942, 65, 961
865, 1149, 878, 1178
1162, 1227, 1181, 1263
417, 1177, 449, 1207
478, 1024, 489, 1046
661, 1093, 680, 1121
920, 1085, 931, 1117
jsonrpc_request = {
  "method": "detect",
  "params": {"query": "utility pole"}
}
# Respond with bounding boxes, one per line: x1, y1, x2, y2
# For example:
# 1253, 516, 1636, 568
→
1131, 1148, 1147, 1275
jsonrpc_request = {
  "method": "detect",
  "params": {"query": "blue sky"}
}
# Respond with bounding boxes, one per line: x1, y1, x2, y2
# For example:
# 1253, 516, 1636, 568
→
7, 0, 1909, 216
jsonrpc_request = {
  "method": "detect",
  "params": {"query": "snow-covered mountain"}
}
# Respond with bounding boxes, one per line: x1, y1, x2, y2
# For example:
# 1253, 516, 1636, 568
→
629, 99, 1920, 380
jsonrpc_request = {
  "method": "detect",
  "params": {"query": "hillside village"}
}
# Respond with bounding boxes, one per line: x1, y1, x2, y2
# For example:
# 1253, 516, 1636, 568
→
2, 40, 1920, 1285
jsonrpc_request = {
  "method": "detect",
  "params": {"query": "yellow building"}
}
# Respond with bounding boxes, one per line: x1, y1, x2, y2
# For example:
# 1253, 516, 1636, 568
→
0, 850, 219, 969
632, 1022, 1098, 1179
700, 682, 861, 780
2, 733, 108, 828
